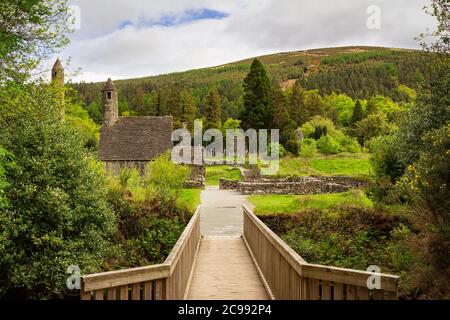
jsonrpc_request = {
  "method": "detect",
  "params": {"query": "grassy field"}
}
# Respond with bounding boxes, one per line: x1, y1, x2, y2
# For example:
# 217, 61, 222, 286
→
249, 190, 373, 215
205, 165, 242, 186
277, 153, 372, 177
178, 189, 202, 212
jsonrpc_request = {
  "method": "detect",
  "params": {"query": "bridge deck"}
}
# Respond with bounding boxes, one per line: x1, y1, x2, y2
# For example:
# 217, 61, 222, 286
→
187, 236, 268, 300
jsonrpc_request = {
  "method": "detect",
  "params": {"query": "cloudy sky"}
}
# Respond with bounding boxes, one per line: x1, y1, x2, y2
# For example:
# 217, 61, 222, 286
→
61, 0, 436, 82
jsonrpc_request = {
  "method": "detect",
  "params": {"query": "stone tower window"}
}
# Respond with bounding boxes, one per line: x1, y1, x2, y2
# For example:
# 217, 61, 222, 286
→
107, 92, 112, 99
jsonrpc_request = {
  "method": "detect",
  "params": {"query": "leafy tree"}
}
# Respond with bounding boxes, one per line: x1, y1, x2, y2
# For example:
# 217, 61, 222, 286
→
355, 112, 394, 145
241, 59, 273, 129
316, 135, 342, 154
0, 84, 116, 299
204, 89, 222, 130
0, 148, 11, 209
0, 0, 72, 83
302, 90, 325, 124
323, 93, 355, 127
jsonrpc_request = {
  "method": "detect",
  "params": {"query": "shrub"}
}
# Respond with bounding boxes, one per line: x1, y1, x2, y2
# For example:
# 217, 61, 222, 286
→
285, 139, 301, 155
0, 84, 116, 299
144, 152, 190, 206
299, 138, 317, 157
316, 135, 342, 154
300, 116, 336, 138
268, 142, 286, 157
336, 134, 361, 153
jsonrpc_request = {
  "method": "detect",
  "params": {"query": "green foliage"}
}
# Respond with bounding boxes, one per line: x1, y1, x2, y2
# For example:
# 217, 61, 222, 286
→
277, 153, 372, 177
316, 135, 342, 154
300, 116, 336, 138
321, 49, 395, 65
323, 92, 355, 127
355, 112, 396, 145
0, 147, 11, 209
268, 142, 287, 158
144, 152, 191, 206
0, 0, 71, 83
138, 217, 186, 263
369, 135, 405, 180
0, 84, 116, 299
205, 165, 241, 185
241, 59, 273, 129
65, 88, 100, 149
250, 190, 373, 215
350, 99, 364, 127
299, 138, 318, 158
203, 89, 222, 130
284, 139, 301, 156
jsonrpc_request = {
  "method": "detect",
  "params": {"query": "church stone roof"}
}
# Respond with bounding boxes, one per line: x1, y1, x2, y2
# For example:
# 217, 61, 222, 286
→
99, 116, 173, 161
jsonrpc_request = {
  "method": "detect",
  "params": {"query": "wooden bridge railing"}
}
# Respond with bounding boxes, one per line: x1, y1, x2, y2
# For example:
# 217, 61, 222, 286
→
80, 206, 201, 300
243, 205, 399, 300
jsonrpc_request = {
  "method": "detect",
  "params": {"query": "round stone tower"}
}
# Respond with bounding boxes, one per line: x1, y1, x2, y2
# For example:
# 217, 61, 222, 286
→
102, 78, 118, 126
51, 58, 65, 119
51, 58, 64, 86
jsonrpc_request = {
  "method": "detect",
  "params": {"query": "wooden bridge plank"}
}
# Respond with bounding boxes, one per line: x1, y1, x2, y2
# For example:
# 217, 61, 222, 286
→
186, 237, 269, 300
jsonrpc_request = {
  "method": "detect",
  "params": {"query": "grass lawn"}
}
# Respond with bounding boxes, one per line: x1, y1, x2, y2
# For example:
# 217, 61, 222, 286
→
278, 153, 372, 177
178, 189, 202, 212
205, 165, 241, 186
249, 190, 373, 215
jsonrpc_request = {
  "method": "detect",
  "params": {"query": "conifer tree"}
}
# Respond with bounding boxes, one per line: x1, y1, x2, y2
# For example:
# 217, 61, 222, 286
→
289, 81, 306, 127
351, 99, 364, 126
180, 90, 197, 130
204, 89, 222, 130
241, 59, 273, 129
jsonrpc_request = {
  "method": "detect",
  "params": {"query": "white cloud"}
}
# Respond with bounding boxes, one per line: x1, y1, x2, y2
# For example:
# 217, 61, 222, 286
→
62, 0, 436, 82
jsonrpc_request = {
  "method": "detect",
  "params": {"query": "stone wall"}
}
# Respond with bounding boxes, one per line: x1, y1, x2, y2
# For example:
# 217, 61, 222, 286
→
219, 179, 240, 190
104, 160, 147, 175
219, 176, 368, 195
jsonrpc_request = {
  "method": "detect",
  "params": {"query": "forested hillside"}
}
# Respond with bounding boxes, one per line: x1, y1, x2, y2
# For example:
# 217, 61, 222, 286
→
72, 46, 426, 125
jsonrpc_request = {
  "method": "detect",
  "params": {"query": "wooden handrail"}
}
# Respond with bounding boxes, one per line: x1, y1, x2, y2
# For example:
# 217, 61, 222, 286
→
242, 205, 399, 300
80, 206, 202, 300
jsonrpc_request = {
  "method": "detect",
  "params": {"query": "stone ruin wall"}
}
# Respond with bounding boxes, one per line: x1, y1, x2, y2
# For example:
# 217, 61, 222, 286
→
219, 175, 368, 195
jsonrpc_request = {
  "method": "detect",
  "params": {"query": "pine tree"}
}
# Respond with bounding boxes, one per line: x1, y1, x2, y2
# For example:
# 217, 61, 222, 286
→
180, 90, 196, 130
289, 81, 305, 127
272, 85, 295, 144
351, 99, 364, 126
204, 89, 222, 130
241, 59, 273, 129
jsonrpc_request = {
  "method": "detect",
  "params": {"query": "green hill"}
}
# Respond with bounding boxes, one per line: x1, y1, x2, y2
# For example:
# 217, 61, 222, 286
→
72, 46, 425, 124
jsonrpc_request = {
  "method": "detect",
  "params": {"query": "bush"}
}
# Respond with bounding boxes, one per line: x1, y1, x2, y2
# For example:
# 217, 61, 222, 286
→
299, 138, 317, 157
316, 135, 342, 154
300, 116, 336, 138
268, 142, 286, 158
0, 84, 116, 299
144, 152, 190, 206
336, 134, 361, 153
284, 139, 301, 155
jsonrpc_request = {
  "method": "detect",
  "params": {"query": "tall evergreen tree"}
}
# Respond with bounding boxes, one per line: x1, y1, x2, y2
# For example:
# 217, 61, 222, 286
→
204, 89, 222, 130
180, 90, 197, 130
351, 99, 364, 126
289, 81, 306, 127
241, 59, 273, 129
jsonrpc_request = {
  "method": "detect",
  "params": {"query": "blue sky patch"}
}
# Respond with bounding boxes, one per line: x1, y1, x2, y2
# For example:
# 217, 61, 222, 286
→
118, 8, 228, 30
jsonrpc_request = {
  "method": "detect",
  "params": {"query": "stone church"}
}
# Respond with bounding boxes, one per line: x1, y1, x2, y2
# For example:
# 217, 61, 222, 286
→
98, 78, 174, 175
52, 60, 204, 185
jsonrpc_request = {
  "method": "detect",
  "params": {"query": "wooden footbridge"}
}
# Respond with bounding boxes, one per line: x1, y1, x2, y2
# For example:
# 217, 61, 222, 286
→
81, 189, 399, 300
